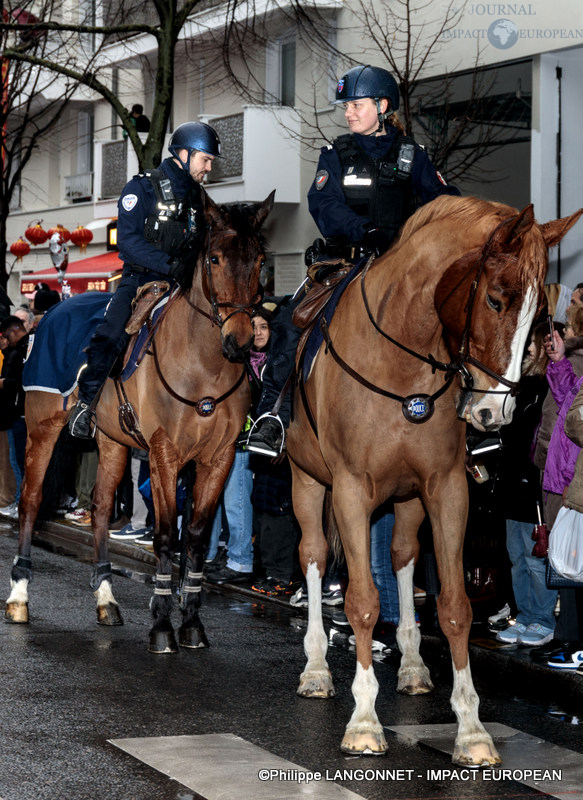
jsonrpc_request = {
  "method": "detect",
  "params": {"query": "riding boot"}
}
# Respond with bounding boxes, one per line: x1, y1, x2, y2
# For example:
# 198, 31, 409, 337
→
246, 415, 285, 458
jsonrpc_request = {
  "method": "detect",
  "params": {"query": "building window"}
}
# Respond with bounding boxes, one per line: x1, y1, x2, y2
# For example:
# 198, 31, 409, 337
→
265, 34, 296, 107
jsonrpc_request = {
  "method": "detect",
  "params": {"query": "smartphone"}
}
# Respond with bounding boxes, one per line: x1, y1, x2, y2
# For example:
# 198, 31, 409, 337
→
547, 314, 555, 351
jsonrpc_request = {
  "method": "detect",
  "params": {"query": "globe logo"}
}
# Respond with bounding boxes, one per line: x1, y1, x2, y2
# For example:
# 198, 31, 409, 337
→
487, 18, 519, 49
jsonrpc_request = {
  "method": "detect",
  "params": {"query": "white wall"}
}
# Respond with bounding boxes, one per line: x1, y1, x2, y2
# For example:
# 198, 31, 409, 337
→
531, 48, 583, 286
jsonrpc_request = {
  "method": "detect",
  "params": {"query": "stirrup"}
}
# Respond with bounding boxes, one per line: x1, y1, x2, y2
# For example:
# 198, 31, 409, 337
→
69, 402, 96, 439
246, 412, 286, 456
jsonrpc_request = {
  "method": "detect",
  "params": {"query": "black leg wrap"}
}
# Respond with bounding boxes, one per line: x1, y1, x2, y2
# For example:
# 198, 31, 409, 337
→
11, 555, 33, 584
179, 563, 208, 649
149, 590, 178, 654
90, 561, 112, 591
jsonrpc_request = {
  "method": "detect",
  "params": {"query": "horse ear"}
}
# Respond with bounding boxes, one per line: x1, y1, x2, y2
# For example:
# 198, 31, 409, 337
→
250, 190, 276, 230
539, 208, 583, 248
200, 189, 223, 226
491, 204, 536, 249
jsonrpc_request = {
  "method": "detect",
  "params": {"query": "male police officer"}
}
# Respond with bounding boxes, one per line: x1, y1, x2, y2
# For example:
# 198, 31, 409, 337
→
246, 65, 459, 457
69, 121, 221, 439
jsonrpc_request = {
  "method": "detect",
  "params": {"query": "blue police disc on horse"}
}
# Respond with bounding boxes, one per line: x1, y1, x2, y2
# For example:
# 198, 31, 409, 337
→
402, 394, 435, 423
196, 397, 216, 417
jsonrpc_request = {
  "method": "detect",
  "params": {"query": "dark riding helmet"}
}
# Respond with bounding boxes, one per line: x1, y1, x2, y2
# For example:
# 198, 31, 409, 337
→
168, 121, 222, 160
334, 65, 400, 113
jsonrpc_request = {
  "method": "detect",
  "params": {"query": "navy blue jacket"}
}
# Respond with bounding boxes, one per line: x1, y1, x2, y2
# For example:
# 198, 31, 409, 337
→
117, 157, 202, 276
307, 126, 460, 243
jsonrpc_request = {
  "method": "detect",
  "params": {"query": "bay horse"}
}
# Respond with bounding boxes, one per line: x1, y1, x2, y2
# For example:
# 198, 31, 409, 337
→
287, 195, 582, 765
5, 190, 274, 653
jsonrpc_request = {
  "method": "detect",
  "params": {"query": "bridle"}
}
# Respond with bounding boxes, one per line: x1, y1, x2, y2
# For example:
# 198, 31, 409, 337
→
319, 219, 525, 423
183, 226, 262, 327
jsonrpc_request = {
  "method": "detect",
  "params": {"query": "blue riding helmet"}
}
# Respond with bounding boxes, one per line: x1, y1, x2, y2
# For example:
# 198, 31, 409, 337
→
334, 65, 400, 113
168, 122, 222, 160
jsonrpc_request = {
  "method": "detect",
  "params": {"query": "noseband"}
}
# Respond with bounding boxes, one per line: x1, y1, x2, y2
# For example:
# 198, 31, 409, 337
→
185, 226, 261, 327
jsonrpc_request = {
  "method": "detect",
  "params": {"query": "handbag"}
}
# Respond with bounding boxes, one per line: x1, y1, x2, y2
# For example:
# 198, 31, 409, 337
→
545, 560, 582, 589
546, 505, 583, 584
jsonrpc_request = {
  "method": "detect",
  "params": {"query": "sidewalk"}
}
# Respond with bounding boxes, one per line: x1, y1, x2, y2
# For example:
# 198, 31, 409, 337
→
10, 515, 583, 713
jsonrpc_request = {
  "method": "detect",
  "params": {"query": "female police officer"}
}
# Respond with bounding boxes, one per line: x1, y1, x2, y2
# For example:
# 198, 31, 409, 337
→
246, 64, 459, 457
69, 121, 221, 438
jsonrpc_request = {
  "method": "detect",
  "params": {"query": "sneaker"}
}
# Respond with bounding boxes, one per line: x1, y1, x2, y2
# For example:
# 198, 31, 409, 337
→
331, 610, 352, 629
349, 621, 397, 653
547, 647, 583, 669
252, 577, 294, 596
246, 415, 284, 457
205, 565, 251, 585
488, 602, 512, 625
70, 511, 92, 527
134, 529, 155, 549
290, 586, 308, 608
110, 523, 151, 540
495, 621, 527, 644
322, 584, 344, 606
0, 501, 19, 520
577, 664, 583, 676
108, 515, 131, 534
65, 507, 88, 522
530, 639, 570, 663
518, 623, 555, 647
68, 401, 96, 439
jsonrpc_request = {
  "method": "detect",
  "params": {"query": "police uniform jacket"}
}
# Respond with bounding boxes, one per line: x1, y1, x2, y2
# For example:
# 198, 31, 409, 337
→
307, 126, 460, 244
117, 156, 203, 277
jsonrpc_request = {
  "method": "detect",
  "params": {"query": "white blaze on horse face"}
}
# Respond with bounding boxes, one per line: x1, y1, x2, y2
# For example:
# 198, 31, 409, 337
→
470, 286, 537, 430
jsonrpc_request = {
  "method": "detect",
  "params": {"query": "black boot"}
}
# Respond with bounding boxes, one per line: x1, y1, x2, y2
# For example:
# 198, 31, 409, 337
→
246, 415, 284, 457
68, 401, 96, 439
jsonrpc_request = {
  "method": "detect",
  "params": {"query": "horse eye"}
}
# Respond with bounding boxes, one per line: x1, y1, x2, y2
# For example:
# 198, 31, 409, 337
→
487, 294, 502, 312
210, 255, 219, 265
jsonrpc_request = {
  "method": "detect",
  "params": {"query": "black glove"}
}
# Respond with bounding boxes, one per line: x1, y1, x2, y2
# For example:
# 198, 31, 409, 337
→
167, 257, 187, 285
362, 227, 392, 256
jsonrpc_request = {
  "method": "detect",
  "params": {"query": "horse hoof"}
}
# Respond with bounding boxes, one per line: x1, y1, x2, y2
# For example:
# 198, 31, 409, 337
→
341, 726, 388, 755
453, 738, 501, 767
5, 601, 29, 624
297, 670, 335, 698
397, 665, 433, 695
179, 625, 209, 649
96, 603, 124, 626
149, 629, 179, 654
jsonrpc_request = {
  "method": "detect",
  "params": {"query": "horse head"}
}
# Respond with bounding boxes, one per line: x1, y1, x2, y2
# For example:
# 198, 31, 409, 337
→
199, 190, 275, 361
436, 204, 583, 431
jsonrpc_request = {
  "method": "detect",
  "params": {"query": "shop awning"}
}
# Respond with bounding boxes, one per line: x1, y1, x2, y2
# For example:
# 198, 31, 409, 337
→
20, 251, 123, 295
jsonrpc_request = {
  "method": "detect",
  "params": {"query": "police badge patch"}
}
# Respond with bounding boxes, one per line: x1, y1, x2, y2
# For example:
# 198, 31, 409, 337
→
315, 170, 329, 191
402, 394, 435, 423
122, 194, 138, 211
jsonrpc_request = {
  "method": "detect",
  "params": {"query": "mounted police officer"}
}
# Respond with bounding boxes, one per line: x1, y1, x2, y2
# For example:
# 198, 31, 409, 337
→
246, 64, 460, 457
69, 121, 221, 439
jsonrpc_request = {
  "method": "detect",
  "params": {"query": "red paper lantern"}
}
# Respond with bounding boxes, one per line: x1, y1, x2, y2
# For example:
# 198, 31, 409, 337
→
9, 237, 31, 261
25, 223, 49, 246
47, 224, 71, 243
70, 225, 93, 253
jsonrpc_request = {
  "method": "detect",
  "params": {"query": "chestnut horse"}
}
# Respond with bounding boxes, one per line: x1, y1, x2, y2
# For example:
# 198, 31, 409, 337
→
287, 195, 582, 765
6, 190, 274, 653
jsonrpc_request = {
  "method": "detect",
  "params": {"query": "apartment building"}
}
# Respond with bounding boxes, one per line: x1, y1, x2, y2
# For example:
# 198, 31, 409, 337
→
6, 0, 583, 301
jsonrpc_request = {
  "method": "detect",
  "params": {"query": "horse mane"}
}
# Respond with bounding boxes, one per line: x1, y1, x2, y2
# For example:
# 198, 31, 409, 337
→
394, 195, 548, 294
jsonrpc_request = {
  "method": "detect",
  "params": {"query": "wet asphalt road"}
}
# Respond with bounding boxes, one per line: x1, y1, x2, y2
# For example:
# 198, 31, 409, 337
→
1, 522, 582, 800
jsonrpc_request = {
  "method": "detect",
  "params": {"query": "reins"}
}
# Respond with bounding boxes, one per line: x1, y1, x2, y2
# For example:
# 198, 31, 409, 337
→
314, 219, 523, 423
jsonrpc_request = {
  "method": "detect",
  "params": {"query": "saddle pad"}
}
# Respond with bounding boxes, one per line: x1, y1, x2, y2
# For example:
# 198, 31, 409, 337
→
120, 294, 170, 382
23, 292, 112, 396
302, 260, 363, 382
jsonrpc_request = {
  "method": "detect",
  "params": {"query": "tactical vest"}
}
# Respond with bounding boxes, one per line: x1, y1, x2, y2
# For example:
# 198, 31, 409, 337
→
334, 133, 416, 244
143, 168, 199, 257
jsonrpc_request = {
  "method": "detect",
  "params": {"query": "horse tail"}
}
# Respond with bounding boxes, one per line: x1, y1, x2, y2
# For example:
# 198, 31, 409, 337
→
324, 488, 344, 564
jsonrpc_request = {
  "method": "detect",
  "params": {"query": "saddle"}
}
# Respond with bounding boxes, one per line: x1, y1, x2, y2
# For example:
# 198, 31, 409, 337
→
293, 259, 356, 373
125, 280, 171, 335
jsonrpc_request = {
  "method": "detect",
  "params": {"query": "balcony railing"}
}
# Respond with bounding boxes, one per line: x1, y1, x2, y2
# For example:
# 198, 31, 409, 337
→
65, 172, 94, 202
